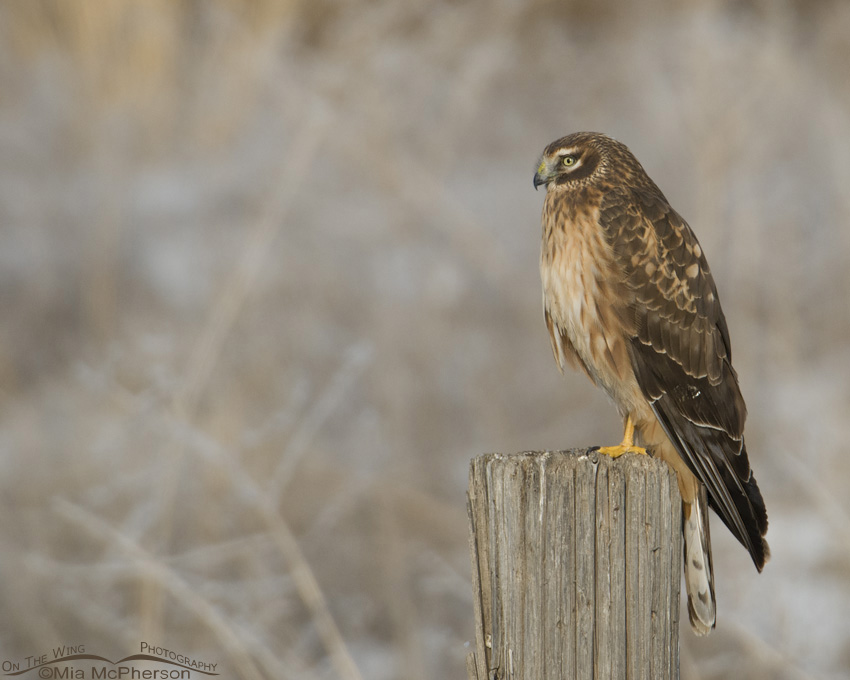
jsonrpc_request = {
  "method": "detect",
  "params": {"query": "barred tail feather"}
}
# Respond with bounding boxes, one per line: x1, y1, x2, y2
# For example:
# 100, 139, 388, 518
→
684, 487, 715, 636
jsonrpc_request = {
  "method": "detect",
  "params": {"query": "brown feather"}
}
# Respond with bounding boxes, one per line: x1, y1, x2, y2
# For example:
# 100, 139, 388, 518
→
536, 132, 769, 578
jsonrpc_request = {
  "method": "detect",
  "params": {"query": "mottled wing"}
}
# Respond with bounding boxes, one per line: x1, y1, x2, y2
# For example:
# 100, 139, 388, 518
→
600, 188, 769, 569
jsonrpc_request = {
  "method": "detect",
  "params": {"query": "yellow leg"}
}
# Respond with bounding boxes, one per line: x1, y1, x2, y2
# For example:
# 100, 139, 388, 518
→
596, 415, 648, 458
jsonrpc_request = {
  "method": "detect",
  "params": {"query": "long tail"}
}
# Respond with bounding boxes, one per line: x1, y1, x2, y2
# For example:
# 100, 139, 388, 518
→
684, 486, 715, 635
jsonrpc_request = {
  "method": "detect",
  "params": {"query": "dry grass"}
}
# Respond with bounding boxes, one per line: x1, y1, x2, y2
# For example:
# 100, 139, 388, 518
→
1, 1, 849, 678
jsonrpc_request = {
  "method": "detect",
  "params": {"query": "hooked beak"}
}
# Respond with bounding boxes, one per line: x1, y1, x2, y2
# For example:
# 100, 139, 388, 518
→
533, 161, 550, 191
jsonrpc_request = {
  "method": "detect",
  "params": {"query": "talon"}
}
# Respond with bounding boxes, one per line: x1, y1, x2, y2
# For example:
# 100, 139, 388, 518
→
596, 414, 648, 458
596, 444, 648, 458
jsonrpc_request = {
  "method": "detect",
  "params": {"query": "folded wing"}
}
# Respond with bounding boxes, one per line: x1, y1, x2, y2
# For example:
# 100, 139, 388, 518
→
600, 188, 769, 569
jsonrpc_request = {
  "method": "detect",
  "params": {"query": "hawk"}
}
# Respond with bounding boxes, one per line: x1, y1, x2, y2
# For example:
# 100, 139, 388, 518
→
533, 132, 769, 634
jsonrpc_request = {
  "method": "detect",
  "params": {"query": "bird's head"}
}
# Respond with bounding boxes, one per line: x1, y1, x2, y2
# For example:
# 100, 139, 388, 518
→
533, 132, 613, 191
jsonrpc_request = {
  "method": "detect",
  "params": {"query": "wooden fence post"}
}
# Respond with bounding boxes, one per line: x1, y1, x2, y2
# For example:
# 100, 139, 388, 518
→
466, 449, 682, 680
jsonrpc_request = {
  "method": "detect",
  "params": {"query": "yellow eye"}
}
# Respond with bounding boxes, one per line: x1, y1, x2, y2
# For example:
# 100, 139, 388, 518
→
562, 155, 577, 167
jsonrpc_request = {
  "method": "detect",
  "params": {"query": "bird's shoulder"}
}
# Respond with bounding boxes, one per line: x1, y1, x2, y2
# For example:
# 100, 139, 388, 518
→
596, 185, 733, 380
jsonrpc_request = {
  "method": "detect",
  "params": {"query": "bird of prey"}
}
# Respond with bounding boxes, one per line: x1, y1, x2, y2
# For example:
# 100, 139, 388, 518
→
533, 132, 769, 634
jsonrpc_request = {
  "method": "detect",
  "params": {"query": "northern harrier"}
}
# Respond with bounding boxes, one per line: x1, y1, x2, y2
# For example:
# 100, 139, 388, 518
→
534, 132, 769, 634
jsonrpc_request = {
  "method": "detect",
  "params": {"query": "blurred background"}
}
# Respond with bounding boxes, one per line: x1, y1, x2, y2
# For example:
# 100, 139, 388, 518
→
1, 0, 849, 678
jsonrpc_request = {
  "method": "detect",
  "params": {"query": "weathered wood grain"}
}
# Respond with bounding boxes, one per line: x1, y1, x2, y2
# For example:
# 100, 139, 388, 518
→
467, 449, 682, 680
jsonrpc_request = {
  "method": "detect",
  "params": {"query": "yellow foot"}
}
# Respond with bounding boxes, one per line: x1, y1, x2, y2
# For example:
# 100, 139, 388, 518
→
594, 444, 648, 459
